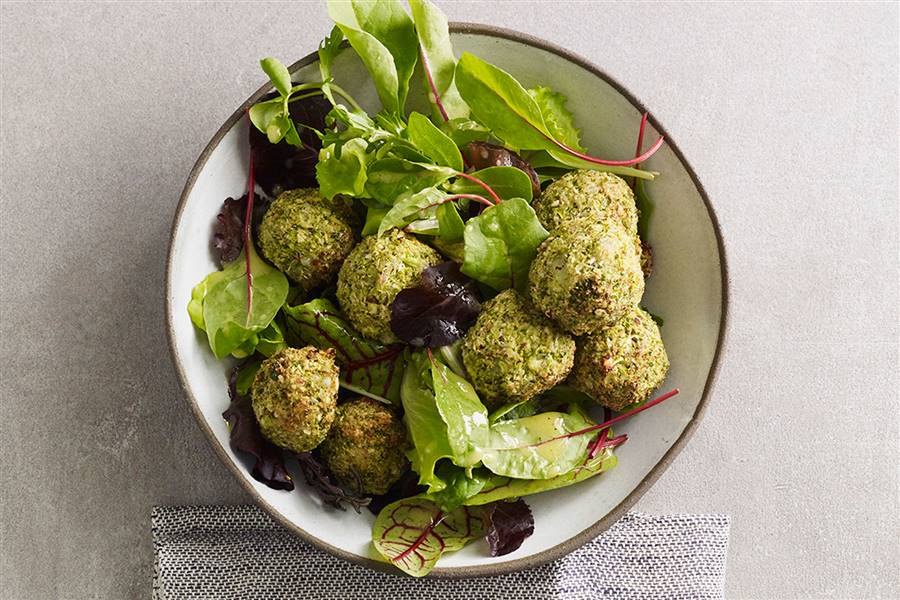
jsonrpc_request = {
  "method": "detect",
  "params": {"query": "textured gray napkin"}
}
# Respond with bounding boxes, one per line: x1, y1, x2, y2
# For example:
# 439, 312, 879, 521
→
152, 505, 729, 599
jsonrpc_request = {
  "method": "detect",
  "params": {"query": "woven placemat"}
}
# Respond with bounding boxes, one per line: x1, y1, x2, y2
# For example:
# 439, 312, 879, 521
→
152, 505, 729, 599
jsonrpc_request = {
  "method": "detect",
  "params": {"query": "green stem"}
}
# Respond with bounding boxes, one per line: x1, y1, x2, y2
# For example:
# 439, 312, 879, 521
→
288, 81, 363, 113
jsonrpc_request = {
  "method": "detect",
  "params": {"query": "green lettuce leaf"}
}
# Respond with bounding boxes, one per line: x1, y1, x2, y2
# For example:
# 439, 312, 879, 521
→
316, 138, 373, 199
528, 86, 585, 152
406, 112, 464, 170
430, 356, 490, 468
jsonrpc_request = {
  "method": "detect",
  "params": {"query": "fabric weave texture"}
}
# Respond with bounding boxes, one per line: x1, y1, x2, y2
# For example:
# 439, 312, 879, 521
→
152, 505, 730, 600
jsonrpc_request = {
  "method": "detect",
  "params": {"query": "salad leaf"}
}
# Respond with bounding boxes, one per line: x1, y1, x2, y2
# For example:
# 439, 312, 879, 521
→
367, 469, 424, 515
429, 353, 490, 467
212, 196, 246, 266
234, 358, 262, 397
365, 158, 455, 205
327, 0, 417, 114
317, 138, 372, 199
400, 352, 454, 491
294, 451, 372, 512
390, 261, 481, 348
372, 496, 485, 577
222, 369, 294, 491
437, 340, 467, 379
426, 463, 489, 511
635, 178, 654, 240
460, 198, 549, 292
442, 117, 492, 147
362, 205, 389, 235
479, 409, 595, 479
409, 0, 468, 120
189, 241, 289, 359
406, 112, 464, 170
436, 201, 465, 241
377, 186, 445, 235
528, 86, 585, 152
484, 499, 534, 556
318, 25, 344, 105
462, 142, 540, 199
446, 166, 534, 202
466, 445, 619, 506
249, 94, 329, 197
454, 52, 553, 150
260, 56, 293, 97
283, 298, 406, 403
529, 149, 655, 181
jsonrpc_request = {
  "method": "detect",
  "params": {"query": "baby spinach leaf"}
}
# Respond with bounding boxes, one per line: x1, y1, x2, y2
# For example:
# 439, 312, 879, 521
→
436, 202, 465, 242
400, 353, 454, 491
480, 410, 594, 480
234, 358, 262, 397
466, 445, 619, 506
406, 112, 464, 171
528, 86, 584, 152
260, 56, 293, 98
362, 205, 389, 235
283, 298, 406, 403
327, 0, 417, 114
365, 158, 455, 205
430, 355, 490, 467
447, 166, 533, 202
462, 143, 540, 199
454, 52, 553, 151
460, 198, 549, 291
409, 0, 468, 120
484, 498, 534, 556
390, 262, 481, 348
372, 495, 485, 577
317, 138, 372, 199
377, 186, 445, 235
190, 241, 289, 360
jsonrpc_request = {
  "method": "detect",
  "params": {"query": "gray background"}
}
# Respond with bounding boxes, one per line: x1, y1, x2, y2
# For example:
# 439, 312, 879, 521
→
1, 1, 897, 598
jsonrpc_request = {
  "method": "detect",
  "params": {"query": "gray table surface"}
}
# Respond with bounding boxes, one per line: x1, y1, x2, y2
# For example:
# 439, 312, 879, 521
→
1, 1, 898, 598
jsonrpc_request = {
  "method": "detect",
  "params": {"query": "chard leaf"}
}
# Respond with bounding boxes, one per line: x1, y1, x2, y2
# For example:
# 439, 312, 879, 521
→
260, 57, 293, 98
454, 52, 553, 151
441, 117, 492, 147
362, 205, 389, 235
283, 298, 406, 403
316, 138, 372, 199
400, 353, 454, 491
528, 86, 584, 152
466, 445, 619, 506
327, 0, 417, 114
365, 158, 455, 205
409, 0, 468, 120
377, 186, 446, 235
480, 409, 594, 479
430, 354, 490, 467
461, 142, 540, 200
191, 241, 289, 359
406, 111, 464, 170
529, 150, 656, 181
372, 496, 485, 577
248, 97, 288, 143
460, 198, 549, 292
390, 262, 481, 348
484, 498, 534, 556
447, 166, 533, 202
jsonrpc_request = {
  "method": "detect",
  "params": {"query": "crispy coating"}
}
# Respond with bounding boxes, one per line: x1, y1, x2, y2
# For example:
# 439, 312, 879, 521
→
527, 217, 644, 336
532, 171, 639, 234
320, 397, 410, 495
251, 347, 339, 452
336, 229, 442, 343
461, 289, 575, 410
258, 188, 358, 290
569, 307, 669, 411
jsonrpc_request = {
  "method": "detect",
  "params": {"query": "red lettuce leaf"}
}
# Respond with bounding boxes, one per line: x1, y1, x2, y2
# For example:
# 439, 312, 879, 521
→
294, 451, 371, 513
211, 194, 272, 267
463, 141, 540, 200
484, 498, 534, 556
221, 368, 294, 491
390, 261, 481, 347
249, 93, 331, 197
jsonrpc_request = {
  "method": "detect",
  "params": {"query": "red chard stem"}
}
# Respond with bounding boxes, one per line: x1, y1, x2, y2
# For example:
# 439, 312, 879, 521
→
455, 171, 502, 204
420, 48, 449, 122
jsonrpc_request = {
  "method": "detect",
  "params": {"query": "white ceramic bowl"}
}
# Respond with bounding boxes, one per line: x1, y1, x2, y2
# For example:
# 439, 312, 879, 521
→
166, 24, 727, 576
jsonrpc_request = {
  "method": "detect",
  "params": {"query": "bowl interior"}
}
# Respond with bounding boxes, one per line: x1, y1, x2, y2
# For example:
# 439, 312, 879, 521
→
166, 27, 724, 575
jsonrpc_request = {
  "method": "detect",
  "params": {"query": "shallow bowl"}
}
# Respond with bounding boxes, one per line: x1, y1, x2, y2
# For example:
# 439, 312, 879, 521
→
166, 23, 728, 577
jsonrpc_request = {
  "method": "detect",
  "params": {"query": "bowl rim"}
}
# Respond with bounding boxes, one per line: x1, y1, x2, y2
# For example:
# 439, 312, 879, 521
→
165, 21, 730, 578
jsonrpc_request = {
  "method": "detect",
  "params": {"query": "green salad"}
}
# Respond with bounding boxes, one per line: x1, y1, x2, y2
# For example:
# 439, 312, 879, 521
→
188, 0, 677, 577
